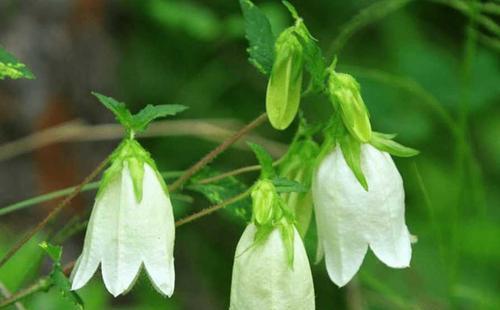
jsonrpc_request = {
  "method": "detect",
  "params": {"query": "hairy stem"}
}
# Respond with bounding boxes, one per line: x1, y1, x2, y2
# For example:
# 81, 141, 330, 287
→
169, 113, 267, 192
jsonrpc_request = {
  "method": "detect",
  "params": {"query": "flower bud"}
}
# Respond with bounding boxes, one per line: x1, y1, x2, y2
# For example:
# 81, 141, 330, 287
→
266, 28, 304, 130
229, 224, 315, 310
312, 144, 411, 287
328, 71, 371, 142
251, 179, 278, 225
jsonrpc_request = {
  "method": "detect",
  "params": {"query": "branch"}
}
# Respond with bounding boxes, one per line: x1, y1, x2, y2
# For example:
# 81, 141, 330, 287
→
0, 118, 285, 162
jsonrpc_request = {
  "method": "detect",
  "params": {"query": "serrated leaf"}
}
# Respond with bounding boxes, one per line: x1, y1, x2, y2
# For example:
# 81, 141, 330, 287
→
247, 142, 276, 179
40, 242, 84, 309
131, 104, 188, 132
92, 92, 133, 128
339, 132, 368, 190
370, 132, 419, 157
272, 177, 307, 193
239, 0, 275, 74
51, 270, 84, 309
188, 167, 251, 221
0, 46, 35, 80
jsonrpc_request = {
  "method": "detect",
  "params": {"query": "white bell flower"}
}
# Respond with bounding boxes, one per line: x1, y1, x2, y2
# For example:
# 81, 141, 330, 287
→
229, 224, 315, 310
71, 140, 175, 297
312, 144, 412, 287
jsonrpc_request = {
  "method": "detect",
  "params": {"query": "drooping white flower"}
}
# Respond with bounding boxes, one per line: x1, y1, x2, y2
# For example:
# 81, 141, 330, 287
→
71, 140, 175, 297
229, 224, 315, 310
312, 144, 412, 287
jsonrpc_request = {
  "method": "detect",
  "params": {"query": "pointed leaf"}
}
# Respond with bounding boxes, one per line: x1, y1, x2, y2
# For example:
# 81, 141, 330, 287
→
0, 46, 35, 80
239, 0, 275, 74
279, 221, 295, 267
92, 92, 133, 128
370, 132, 419, 157
39, 242, 62, 263
131, 104, 188, 132
248, 142, 275, 179
339, 132, 368, 190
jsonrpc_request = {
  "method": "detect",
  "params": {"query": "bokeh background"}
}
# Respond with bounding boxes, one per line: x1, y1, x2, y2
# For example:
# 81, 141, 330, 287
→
0, 0, 499, 309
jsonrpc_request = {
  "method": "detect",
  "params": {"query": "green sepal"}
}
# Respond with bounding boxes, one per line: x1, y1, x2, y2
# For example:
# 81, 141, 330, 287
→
272, 177, 307, 193
339, 129, 368, 191
97, 138, 167, 203
92, 92, 187, 134
328, 70, 372, 143
266, 27, 304, 130
248, 142, 276, 179
278, 219, 295, 267
39, 242, 84, 309
370, 132, 419, 157
0, 46, 35, 80
239, 0, 276, 75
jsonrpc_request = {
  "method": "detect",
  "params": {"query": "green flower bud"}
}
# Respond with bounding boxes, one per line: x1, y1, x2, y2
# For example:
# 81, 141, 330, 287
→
266, 28, 304, 130
251, 179, 278, 225
328, 71, 372, 142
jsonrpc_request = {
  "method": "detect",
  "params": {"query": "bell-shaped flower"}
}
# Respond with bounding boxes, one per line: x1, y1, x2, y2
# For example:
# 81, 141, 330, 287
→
312, 144, 412, 287
71, 139, 175, 297
230, 223, 315, 310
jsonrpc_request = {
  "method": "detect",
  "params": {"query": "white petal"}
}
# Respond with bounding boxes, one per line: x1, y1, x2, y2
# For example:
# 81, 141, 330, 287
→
140, 164, 176, 297
313, 149, 368, 286
230, 224, 315, 310
360, 145, 411, 268
71, 169, 123, 291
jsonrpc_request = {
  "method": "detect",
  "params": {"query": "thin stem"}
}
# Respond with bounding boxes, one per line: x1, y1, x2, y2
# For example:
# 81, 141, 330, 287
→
0, 278, 51, 309
169, 113, 267, 192
0, 155, 111, 269
0, 171, 184, 217
175, 190, 251, 227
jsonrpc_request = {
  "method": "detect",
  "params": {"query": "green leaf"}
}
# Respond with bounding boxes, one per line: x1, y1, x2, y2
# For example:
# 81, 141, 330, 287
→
39, 241, 62, 263
339, 131, 368, 190
283, 1, 326, 93
239, 0, 276, 74
0, 46, 35, 80
92, 92, 133, 128
131, 104, 188, 132
272, 177, 307, 193
370, 132, 419, 157
39, 242, 84, 309
51, 270, 84, 309
188, 167, 251, 221
247, 142, 276, 179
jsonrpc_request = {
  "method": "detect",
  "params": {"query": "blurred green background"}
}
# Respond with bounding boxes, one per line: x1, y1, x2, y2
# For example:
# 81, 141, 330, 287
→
0, 0, 499, 309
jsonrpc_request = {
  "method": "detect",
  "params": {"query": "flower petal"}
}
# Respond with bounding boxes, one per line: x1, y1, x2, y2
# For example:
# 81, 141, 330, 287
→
141, 164, 175, 297
313, 147, 369, 287
71, 169, 123, 291
100, 164, 142, 297
360, 146, 411, 268
230, 224, 315, 310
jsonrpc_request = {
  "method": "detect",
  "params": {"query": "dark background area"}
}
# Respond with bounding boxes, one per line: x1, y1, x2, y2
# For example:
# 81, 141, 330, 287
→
0, 0, 499, 309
